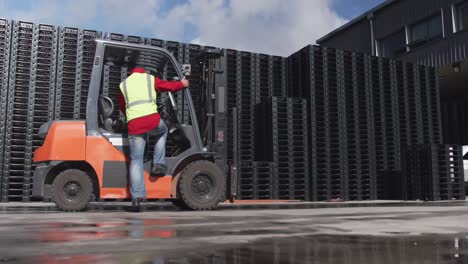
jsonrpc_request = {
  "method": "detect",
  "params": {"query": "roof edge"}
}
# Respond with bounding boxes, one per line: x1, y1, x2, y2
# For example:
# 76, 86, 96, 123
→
317, 0, 398, 44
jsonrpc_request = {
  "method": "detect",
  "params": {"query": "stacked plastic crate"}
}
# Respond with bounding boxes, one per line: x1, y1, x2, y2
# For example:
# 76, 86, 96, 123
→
255, 54, 270, 101
102, 33, 126, 121
418, 66, 443, 144
237, 51, 256, 199
252, 53, 277, 199
401, 144, 465, 200
165, 41, 183, 93
29, 24, 59, 199
405, 63, 424, 145
0, 19, 11, 195
427, 67, 443, 144
78, 30, 101, 119
55, 27, 80, 120
323, 48, 348, 200
377, 58, 401, 198
286, 45, 323, 201
342, 51, 361, 200
254, 97, 309, 200
308, 46, 326, 201
260, 97, 287, 199
1, 21, 34, 201
438, 145, 465, 200
1, 22, 56, 201
223, 49, 238, 163
287, 98, 309, 200
183, 43, 203, 124
368, 56, 387, 198
271, 56, 286, 97
355, 52, 376, 200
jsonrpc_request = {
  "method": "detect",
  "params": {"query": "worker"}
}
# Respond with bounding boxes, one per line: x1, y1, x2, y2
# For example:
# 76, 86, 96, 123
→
118, 66, 189, 211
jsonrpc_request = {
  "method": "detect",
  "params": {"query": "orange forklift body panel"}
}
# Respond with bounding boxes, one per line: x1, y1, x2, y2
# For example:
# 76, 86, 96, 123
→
34, 122, 86, 162
85, 136, 172, 199
34, 122, 173, 200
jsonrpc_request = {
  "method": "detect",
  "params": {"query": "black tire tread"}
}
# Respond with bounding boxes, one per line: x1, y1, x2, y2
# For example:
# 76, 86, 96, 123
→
51, 169, 93, 212
178, 160, 225, 211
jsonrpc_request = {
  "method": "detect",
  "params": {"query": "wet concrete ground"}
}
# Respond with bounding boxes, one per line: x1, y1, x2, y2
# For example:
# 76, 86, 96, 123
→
1, 201, 468, 263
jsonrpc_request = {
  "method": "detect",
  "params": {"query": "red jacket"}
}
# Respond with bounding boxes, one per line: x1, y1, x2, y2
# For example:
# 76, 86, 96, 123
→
118, 67, 185, 135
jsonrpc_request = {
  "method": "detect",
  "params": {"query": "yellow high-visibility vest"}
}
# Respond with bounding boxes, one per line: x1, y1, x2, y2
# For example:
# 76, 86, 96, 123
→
119, 72, 158, 122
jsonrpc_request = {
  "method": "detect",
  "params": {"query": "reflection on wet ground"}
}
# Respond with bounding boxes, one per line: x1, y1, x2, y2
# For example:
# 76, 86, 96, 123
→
4, 234, 468, 263
1, 200, 467, 214
0, 201, 468, 263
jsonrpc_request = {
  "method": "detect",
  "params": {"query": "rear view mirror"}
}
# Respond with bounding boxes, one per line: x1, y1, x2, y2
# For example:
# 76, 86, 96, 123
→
181, 64, 191, 76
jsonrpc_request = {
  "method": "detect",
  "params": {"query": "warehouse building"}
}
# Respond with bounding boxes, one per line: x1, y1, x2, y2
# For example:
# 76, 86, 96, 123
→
317, 0, 468, 147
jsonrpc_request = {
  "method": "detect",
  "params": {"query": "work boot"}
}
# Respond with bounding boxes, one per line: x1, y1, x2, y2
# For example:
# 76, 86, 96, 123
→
151, 164, 167, 176
130, 198, 142, 212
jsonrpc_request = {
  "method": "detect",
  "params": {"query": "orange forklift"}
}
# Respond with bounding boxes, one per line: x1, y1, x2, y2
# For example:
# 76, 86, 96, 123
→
32, 40, 233, 211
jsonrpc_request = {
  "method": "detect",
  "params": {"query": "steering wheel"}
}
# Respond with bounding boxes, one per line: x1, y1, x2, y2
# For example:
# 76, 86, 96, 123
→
159, 94, 181, 133
98, 95, 127, 133
98, 96, 114, 121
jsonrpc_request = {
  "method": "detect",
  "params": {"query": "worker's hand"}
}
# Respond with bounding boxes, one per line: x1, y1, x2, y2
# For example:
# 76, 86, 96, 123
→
181, 79, 189, 88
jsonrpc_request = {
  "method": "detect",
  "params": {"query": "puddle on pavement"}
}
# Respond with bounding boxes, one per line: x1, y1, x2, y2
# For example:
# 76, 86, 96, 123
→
0, 200, 467, 214
3, 234, 468, 263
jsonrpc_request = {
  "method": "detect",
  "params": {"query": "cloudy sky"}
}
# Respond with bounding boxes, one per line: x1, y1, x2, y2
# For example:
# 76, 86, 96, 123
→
0, 0, 384, 56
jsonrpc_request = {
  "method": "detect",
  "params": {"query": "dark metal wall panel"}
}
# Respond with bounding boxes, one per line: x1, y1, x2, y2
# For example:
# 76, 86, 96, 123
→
319, 0, 468, 67
397, 30, 468, 67
318, 19, 372, 54
373, 0, 454, 40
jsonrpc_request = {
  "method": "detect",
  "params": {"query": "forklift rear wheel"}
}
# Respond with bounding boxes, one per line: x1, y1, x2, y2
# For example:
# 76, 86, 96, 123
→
178, 160, 225, 210
51, 169, 93, 211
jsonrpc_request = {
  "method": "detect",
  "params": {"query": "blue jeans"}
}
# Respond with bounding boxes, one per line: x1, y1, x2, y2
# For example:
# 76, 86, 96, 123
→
128, 120, 168, 198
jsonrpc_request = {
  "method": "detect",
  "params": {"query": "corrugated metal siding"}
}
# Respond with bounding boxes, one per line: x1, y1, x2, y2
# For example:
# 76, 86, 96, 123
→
374, 0, 454, 39
397, 30, 468, 67
318, 19, 372, 54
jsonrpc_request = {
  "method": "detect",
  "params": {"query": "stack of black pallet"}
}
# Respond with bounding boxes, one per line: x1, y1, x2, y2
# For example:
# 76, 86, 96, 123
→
287, 44, 463, 201
400, 144, 465, 200
0, 19, 12, 200
183, 44, 203, 125
80, 30, 101, 120
236, 51, 257, 199
102, 32, 127, 121
1, 22, 58, 201
223, 49, 238, 164
220, 48, 292, 200
255, 97, 309, 200
30, 24, 59, 199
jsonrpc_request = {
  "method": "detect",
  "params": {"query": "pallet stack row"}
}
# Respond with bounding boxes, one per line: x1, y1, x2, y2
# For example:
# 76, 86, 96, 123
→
0, 18, 463, 202
1, 22, 59, 201
254, 97, 309, 200
398, 144, 465, 200
0, 19, 12, 200
221, 49, 289, 200
287, 45, 461, 201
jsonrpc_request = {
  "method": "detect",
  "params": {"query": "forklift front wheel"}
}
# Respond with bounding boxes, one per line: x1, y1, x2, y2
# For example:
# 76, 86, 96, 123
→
178, 160, 225, 210
51, 169, 93, 211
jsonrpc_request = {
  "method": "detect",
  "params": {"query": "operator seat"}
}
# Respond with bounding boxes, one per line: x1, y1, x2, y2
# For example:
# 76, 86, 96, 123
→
98, 95, 116, 132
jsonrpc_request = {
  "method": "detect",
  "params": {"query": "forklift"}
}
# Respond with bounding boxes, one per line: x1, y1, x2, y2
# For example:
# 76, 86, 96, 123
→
31, 39, 233, 211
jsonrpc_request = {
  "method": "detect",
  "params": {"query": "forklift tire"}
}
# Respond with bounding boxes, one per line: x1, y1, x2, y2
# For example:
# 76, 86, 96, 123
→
178, 160, 225, 210
51, 169, 93, 211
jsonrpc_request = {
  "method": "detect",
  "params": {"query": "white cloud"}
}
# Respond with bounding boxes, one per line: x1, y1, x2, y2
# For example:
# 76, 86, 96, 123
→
0, 0, 346, 56
164, 0, 348, 56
